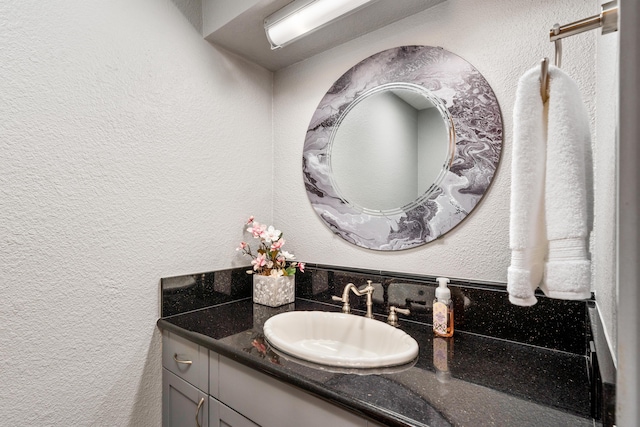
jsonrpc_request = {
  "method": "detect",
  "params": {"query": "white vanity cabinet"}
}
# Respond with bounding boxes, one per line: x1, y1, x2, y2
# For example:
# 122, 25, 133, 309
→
162, 330, 386, 427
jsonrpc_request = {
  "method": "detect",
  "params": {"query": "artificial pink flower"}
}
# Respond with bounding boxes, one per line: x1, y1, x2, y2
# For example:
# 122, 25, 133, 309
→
247, 222, 266, 238
238, 217, 300, 278
252, 253, 267, 271
298, 262, 305, 273
271, 238, 285, 251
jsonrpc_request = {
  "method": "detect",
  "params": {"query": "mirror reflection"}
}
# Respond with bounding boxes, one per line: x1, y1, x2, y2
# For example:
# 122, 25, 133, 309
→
330, 84, 452, 213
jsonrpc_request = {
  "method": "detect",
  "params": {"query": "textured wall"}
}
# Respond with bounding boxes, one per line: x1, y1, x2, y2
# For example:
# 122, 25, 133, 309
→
273, 0, 597, 282
0, 0, 272, 425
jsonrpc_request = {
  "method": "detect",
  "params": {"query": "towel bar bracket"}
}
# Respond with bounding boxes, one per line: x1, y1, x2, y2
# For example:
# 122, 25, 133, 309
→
540, 0, 618, 102
549, 0, 618, 42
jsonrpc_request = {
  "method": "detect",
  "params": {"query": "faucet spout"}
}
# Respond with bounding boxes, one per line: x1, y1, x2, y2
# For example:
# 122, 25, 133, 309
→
333, 281, 375, 318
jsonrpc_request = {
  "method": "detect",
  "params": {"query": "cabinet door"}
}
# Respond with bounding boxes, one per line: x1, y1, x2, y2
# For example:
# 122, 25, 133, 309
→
209, 397, 259, 427
163, 369, 209, 427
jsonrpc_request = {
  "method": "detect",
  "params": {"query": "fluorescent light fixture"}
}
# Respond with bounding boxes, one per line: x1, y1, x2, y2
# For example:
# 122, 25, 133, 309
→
264, 0, 378, 50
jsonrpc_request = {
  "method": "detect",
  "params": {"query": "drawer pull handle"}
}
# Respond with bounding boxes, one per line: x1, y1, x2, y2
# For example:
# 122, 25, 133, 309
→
173, 354, 193, 365
195, 397, 204, 427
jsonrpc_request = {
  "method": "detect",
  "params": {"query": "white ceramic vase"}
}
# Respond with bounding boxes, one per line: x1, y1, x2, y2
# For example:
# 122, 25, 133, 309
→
252, 274, 295, 307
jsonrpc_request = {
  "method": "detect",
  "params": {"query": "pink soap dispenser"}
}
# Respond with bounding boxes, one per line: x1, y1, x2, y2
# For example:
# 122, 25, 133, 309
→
433, 277, 454, 337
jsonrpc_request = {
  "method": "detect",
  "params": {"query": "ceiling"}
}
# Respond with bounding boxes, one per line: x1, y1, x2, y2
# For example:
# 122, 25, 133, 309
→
204, 0, 446, 71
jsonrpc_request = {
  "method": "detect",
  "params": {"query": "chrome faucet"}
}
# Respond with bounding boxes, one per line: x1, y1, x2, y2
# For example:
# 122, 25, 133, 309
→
332, 280, 375, 318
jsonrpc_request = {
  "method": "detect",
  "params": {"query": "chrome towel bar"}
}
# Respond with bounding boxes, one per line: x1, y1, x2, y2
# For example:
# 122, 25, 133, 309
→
540, 0, 618, 102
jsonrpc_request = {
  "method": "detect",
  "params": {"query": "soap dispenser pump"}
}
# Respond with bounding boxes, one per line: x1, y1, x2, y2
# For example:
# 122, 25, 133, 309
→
433, 277, 454, 337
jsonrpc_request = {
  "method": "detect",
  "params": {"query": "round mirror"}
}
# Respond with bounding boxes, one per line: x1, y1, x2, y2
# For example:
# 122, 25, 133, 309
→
329, 83, 454, 215
303, 46, 503, 251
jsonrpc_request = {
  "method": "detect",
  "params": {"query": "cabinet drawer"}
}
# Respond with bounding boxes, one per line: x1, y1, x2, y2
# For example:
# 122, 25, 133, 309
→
163, 330, 208, 392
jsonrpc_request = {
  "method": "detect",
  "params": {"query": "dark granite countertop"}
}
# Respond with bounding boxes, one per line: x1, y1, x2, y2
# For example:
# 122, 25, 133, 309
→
158, 295, 593, 427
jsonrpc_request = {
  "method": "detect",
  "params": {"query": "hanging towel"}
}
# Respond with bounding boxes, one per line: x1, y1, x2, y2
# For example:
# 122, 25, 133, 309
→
540, 66, 592, 300
508, 66, 548, 306
508, 65, 592, 306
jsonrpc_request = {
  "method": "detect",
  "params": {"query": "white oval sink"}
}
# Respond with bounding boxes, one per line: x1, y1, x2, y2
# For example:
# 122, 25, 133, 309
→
263, 311, 419, 368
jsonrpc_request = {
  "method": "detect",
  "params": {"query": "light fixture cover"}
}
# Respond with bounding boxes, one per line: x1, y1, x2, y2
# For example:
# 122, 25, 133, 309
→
264, 0, 377, 49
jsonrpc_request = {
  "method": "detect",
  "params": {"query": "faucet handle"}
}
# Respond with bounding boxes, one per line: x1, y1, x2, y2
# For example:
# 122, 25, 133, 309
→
360, 280, 373, 290
332, 294, 351, 314
387, 306, 411, 327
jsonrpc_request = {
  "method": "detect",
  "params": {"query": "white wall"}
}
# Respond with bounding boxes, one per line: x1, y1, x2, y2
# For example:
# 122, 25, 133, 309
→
594, 0, 619, 359
0, 1, 273, 425
273, 0, 597, 282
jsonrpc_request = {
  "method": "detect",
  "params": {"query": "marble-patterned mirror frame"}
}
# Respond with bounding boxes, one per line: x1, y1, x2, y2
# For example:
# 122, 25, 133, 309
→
303, 46, 503, 251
